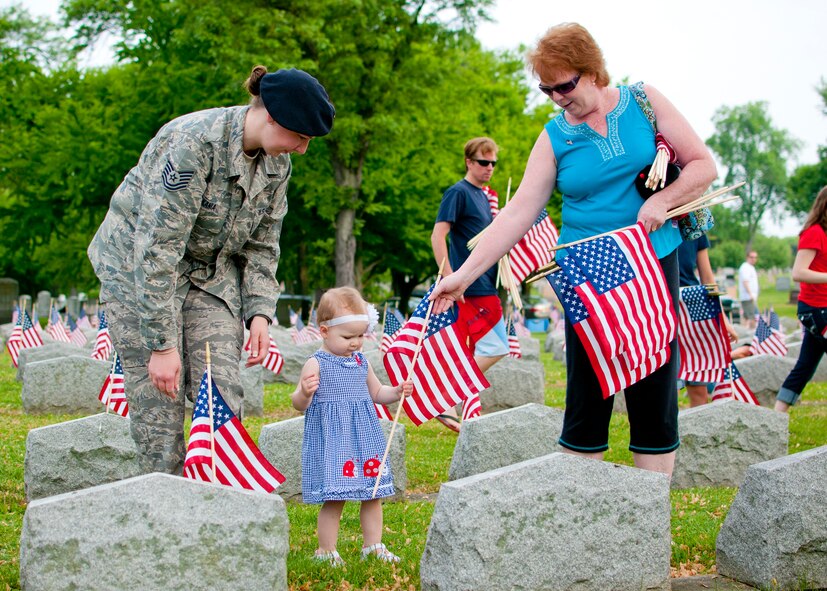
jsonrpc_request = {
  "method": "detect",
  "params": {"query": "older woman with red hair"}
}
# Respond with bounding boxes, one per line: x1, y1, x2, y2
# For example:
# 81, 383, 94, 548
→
431, 23, 717, 477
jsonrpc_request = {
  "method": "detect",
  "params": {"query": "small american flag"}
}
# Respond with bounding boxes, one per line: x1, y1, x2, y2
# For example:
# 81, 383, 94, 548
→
66, 315, 89, 347
507, 319, 522, 359
244, 334, 284, 375
98, 353, 129, 417
11, 304, 19, 325
374, 403, 393, 421
508, 210, 559, 284
291, 315, 323, 345
677, 285, 731, 383
383, 283, 489, 425
183, 369, 285, 492
380, 308, 405, 354
547, 224, 673, 399
91, 310, 113, 361
47, 308, 71, 343
712, 363, 759, 405
461, 392, 481, 421
6, 310, 43, 367
563, 222, 675, 370
482, 185, 499, 217
750, 315, 787, 357
76, 308, 93, 329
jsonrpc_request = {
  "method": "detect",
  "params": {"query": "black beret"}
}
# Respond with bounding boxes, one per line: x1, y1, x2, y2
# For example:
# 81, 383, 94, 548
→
260, 69, 335, 137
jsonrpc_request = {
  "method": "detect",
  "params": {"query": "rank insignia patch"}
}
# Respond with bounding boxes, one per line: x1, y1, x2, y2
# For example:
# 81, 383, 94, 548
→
162, 160, 195, 192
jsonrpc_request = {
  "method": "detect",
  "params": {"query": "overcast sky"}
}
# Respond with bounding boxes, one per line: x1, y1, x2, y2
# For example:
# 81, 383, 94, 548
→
7, 0, 826, 235
477, 0, 826, 165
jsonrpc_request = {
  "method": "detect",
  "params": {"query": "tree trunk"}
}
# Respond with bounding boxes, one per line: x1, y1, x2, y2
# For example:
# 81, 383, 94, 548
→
334, 208, 356, 286
332, 160, 364, 287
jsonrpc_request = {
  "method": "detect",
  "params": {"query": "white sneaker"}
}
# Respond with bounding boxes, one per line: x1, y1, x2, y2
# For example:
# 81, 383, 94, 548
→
360, 543, 400, 563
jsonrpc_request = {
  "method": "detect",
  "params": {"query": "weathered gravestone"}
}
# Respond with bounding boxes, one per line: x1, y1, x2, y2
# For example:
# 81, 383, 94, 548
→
266, 327, 317, 384
672, 399, 789, 489
517, 335, 540, 361
35, 290, 51, 319
258, 417, 407, 502
546, 329, 566, 362
774, 276, 791, 291
19, 473, 289, 591
241, 363, 264, 416
421, 453, 671, 591
448, 403, 563, 481
480, 357, 544, 412
734, 354, 797, 407
22, 356, 110, 415
717, 445, 827, 591
16, 342, 86, 382
24, 413, 144, 501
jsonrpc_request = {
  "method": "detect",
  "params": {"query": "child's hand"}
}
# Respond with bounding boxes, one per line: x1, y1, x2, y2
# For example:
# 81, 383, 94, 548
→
399, 380, 413, 399
301, 373, 320, 398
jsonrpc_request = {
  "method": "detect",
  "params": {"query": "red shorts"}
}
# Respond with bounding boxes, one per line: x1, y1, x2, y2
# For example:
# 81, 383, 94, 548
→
456, 295, 504, 354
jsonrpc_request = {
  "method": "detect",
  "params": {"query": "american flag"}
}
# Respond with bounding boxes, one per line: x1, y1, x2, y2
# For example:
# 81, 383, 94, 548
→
712, 363, 759, 405
11, 304, 19, 325
288, 307, 298, 326
563, 222, 676, 370
383, 283, 489, 425
30, 308, 44, 336
677, 285, 731, 383
91, 310, 113, 361
47, 308, 71, 343
767, 310, 787, 343
507, 319, 522, 359
6, 309, 43, 367
461, 392, 481, 421
374, 403, 393, 421
183, 369, 285, 492
380, 308, 405, 354
76, 308, 93, 329
244, 334, 284, 375
483, 185, 499, 217
508, 210, 559, 284
750, 315, 787, 357
98, 353, 129, 417
547, 226, 674, 399
66, 315, 89, 347
291, 315, 323, 345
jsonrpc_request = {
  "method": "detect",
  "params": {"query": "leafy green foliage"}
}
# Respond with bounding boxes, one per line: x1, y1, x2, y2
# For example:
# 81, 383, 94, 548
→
706, 102, 801, 249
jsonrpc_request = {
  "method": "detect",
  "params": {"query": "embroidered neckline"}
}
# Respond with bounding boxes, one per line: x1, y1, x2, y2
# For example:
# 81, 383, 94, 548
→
554, 86, 631, 161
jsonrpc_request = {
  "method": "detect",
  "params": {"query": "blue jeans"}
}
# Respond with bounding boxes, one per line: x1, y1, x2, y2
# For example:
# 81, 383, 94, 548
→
777, 302, 827, 405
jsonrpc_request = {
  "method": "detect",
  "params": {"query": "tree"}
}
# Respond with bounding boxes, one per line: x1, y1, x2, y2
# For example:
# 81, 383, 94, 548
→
706, 102, 801, 251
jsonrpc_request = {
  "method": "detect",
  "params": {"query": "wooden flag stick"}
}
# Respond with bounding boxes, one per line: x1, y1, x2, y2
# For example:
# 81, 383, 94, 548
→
206, 342, 217, 483
548, 184, 744, 253
373, 258, 447, 498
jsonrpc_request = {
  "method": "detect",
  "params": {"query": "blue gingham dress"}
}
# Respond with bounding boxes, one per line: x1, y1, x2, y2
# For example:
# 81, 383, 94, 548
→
302, 350, 395, 503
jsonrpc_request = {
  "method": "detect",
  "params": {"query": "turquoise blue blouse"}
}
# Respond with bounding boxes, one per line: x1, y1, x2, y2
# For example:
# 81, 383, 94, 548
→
545, 84, 681, 259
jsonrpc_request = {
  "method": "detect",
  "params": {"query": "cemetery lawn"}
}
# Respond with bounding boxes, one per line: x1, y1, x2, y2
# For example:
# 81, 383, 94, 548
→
2, 336, 826, 590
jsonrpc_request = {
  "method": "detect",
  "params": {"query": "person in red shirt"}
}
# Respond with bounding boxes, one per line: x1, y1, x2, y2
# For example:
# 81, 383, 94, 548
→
776, 185, 827, 412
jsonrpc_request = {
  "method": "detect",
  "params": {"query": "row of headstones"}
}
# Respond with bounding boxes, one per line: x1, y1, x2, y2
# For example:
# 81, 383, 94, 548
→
21, 412, 826, 590
12, 325, 546, 418
8, 291, 86, 319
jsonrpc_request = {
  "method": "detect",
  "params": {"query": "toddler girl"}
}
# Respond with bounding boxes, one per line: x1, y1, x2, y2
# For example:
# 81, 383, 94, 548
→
292, 287, 411, 566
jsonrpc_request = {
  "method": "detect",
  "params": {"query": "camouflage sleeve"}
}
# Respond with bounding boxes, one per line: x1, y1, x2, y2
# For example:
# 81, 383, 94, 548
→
132, 132, 211, 350
238, 164, 291, 323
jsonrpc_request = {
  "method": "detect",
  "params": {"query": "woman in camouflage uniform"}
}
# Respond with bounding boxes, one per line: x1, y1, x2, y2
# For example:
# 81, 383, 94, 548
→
88, 66, 334, 474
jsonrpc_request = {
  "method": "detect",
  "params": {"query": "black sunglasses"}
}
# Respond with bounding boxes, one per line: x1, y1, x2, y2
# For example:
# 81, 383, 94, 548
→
473, 159, 497, 168
538, 74, 581, 97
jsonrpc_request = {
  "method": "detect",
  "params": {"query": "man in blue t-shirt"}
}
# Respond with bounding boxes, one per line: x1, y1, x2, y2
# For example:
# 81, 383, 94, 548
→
430, 137, 509, 432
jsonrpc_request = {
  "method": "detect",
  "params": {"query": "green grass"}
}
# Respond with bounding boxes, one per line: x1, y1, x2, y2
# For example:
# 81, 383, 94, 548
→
1, 328, 826, 590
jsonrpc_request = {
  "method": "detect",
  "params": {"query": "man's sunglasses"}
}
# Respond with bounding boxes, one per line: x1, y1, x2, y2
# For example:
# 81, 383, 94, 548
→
473, 159, 497, 168
538, 74, 581, 97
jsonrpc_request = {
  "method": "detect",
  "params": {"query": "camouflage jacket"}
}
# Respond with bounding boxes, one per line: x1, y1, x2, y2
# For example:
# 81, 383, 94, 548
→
88, 106, 290, 351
